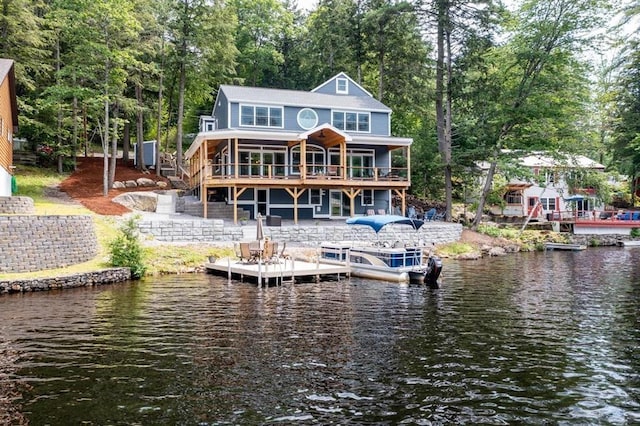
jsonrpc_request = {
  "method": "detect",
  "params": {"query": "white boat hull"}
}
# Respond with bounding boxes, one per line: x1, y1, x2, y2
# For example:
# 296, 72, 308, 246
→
320, 242, 441, 285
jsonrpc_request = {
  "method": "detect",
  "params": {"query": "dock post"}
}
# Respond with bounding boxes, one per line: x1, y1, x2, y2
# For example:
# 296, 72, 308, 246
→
258, 261, 262, 288
227, 258, 231, 282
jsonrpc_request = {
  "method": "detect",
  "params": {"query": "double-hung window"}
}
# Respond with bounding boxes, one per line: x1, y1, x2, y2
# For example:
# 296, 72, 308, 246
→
332, 111, 370, 133
540, 197, 556, 211
240, 105, 283, 128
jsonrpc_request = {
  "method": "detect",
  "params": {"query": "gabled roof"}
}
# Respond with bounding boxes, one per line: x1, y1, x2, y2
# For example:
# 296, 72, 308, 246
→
311, 72, 373, 97
519, 152, 605, 170
218, 84, 391, 113
0, 58, 18, 132
478, 151, 605, 171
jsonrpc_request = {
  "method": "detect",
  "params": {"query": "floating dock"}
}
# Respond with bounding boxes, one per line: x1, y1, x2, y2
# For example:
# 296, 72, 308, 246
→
544, 242, 587, 251
205, 257, 350, 286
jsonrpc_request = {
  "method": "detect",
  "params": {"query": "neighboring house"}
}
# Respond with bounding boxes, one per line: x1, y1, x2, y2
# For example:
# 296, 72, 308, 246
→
0, 59, 18, 197
185, 73, 413, 223
481, 151, 606, 220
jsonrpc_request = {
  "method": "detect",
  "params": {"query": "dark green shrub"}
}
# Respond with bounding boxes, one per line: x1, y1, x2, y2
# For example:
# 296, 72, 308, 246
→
631, 228, 640, 238
109, 217, 146, 279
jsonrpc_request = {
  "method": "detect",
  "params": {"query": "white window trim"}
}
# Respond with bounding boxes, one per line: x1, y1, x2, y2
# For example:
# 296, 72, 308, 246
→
239, 104, 284, 129
331, 110, 371, 133
309, 189, 322, 205
361, 189, 374, 206
336, 78, 348, 94
297, 108, 318, 130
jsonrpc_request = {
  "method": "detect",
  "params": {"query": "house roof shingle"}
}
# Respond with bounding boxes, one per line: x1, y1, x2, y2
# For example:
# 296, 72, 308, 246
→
218, 85, 392, 113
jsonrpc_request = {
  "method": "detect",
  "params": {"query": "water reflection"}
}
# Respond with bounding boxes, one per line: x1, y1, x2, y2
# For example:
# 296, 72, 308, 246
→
0, 248, 638, 424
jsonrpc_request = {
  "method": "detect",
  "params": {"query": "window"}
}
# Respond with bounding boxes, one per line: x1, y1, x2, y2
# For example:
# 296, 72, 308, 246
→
332, 111, 370, 132
290, 145, 325, 175
240, 105, 283, 128
239, 147, 287, 177
336, 78, 348, 94
505, 190, 522, 205
540, 197, 556, 210
309, 189, 321, 205
362, 189, 373, 206
347, 150, 375, 178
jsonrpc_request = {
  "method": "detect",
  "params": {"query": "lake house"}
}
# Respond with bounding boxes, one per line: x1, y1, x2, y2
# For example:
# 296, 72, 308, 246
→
184, 73, 413, 224
0, 59, 18, 197
481, 151, 606, 220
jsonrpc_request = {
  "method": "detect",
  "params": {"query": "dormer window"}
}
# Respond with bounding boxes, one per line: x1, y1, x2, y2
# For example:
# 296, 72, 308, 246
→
336, 78, 348, 94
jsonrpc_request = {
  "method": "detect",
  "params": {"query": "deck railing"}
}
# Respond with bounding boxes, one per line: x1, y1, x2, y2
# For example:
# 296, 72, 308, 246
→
205, 162, 408, 182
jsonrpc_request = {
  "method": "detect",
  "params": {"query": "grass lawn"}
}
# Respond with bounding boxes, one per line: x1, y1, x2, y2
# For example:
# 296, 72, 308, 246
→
2, 166, 236, 280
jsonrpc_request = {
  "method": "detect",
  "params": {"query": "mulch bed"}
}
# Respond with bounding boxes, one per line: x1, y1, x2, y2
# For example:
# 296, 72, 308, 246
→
59, 157, 170, 215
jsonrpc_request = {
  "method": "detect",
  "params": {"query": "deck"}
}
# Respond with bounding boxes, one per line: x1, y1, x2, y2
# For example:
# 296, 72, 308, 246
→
205, 257, 350, 286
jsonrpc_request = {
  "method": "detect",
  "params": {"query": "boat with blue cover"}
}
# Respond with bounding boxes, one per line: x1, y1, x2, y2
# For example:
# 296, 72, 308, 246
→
320, 215, 443, 286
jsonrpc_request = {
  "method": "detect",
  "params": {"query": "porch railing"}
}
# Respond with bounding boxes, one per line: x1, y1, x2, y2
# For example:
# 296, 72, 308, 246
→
205, 162, 408, 181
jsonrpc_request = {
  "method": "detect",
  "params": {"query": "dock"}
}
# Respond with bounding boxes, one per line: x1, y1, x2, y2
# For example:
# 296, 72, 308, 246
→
204, 257, 350, 286
544, 242, 587, 251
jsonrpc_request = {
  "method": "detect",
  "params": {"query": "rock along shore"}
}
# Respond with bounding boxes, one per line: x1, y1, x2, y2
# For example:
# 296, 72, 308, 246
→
0, 268, 131, 295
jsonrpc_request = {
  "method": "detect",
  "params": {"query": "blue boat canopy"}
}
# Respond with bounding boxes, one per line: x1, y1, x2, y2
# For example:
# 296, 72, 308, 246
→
346, 214, 424, 233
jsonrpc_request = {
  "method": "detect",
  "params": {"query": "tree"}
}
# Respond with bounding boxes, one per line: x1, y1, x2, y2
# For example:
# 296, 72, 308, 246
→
469, 0, 607, 229
166, 0, 237, 175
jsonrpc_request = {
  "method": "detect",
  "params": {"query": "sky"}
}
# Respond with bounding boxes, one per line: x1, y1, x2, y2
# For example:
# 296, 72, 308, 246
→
295, 0, 317, 11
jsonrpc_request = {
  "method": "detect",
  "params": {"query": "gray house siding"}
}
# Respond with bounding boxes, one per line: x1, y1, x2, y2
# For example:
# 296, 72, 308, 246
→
213, 91, 230, 130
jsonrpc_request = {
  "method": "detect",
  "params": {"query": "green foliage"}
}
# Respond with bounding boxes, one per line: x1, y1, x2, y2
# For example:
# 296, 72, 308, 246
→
436, 242, 477, 257
631, 228, 640, 238
109, 216, 146, 279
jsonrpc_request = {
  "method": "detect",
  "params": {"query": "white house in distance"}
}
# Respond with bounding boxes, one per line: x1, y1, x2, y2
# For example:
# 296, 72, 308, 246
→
481, 151, 606, 220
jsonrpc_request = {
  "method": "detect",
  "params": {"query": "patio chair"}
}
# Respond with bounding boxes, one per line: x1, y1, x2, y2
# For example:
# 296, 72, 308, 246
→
424, 208, 437, 221
434, 210, 446, 221
263, 241, 275, 263
239, 242, 253, 263
377, 209, 386, 215
367, 209, 376, 216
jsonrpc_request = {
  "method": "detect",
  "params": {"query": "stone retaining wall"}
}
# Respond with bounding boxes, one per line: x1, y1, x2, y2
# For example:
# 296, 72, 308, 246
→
0, 268, 131, 294
0, 196, 35, 214
138, 219, 244, 242
0, 215, 98, 273
568, 234, 625, 247
137, 219, 463, 246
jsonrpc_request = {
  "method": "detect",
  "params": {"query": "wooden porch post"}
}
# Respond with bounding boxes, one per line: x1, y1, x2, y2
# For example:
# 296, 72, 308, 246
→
301, 138, 307, 180
393, 189, 406, 216
201, 142, 207, 218
233, 186, 248, 224
285, 187, 305, 225
343, 188, 361, 217
234, 137, 239, 179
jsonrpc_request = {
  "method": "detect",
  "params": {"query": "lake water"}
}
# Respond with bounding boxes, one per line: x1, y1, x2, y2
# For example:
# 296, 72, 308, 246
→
1, 248, 639, 424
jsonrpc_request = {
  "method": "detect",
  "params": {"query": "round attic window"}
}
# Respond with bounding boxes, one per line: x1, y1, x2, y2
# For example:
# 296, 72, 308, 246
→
297, 108, 318, 130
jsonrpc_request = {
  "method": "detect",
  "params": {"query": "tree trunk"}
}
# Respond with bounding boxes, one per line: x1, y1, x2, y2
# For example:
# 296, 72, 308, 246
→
176, 58, 186, 177
109, 106, 118, 188
135, 81, 147, 171
156, 36, 165, 177
102, 96, 109, 197
123, 121, 130, 163
435, 0, 453, 221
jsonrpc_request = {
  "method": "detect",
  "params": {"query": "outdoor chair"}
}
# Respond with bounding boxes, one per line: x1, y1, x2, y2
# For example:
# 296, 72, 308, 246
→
377, 209, 386, 215
434, 210, 446, 221
239, 242, 253, 263
367, 209, 376, 216
262, 241, 275, 263
424, 208, 437, 221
